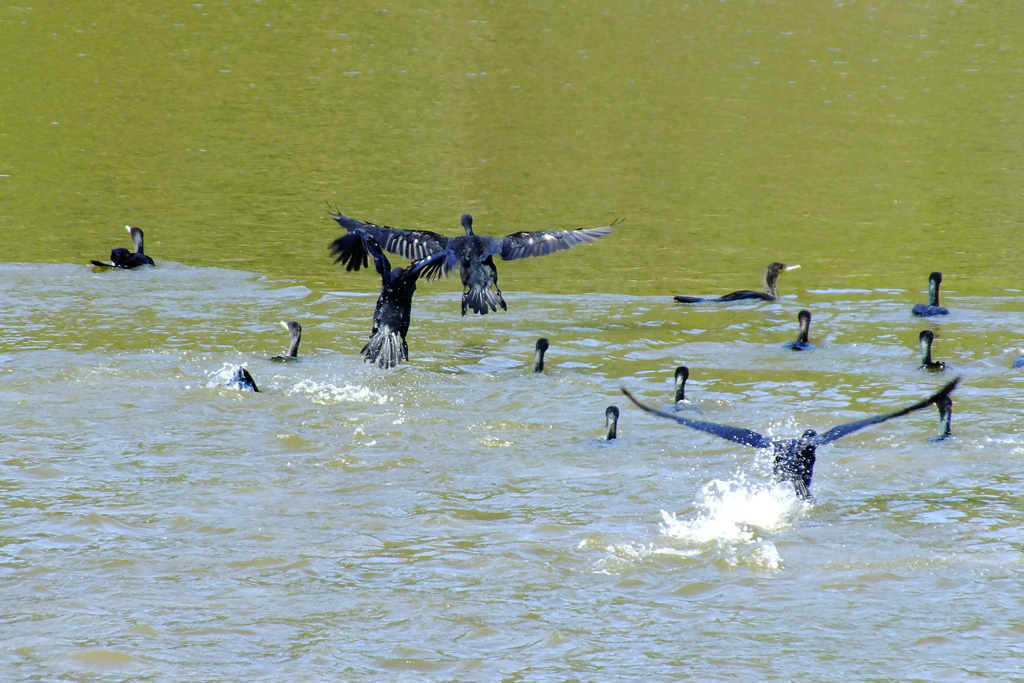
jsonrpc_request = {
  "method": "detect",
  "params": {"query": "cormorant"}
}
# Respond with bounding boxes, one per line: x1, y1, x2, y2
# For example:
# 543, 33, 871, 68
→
670, 366, 703, 413
330, 229, 450, 368
1014, 355, 1024, 369
270, 321, 302, 362
90, 226, 155, 269
911, 271, 949, 316
783, 310, 814, 351
622, 377, 960, 499
918, 330, 945, 372
331, 211, 617, 315
674, 263, 799, 303
533, 338, 549, 373
605, 406, 619, 441
928, 394, 953, 442
228, 367, 259, 392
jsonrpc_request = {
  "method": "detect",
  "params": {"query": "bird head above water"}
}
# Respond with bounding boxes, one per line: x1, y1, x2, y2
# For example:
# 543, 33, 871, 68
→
674, 366, 690, 403
461, 214, 474, 236
605, 405, 619, 440
765, 262, 800, 297
533, 337, 550, 373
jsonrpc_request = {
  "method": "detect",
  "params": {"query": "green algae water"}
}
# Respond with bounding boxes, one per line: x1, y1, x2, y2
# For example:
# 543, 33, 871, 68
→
2, 2, 1024, 680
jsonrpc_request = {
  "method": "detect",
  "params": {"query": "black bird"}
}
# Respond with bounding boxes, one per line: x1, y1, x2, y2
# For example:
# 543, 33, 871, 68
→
533, 338, 549, 373
928, 394, 953, 442
622, 377, 960, 499
918, 330, 945, 372
670, 366, 703, 413
331, 211, 616, 315
330, 229, 449, 368
674, 263, 800, 303
90, 226, 155, 269
270, 321, 302, 362
911, 271, 950, 317
783, 309, 814, 351
228, 366, 259, 392
605, 406, 620, 441
1014, 355, 1024, 369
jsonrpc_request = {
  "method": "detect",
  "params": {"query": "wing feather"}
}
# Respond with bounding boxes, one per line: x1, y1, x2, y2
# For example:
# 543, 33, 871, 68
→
331, 211, 450, 260
622, 387, 773, 450
815, 377, 961, 445
499, 223, 617, 261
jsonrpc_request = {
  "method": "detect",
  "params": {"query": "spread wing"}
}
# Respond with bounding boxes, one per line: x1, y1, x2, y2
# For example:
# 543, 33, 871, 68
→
498, 220, 619, 261
815, 376, 961, 446
329, 229, 391, 276
331, 211, 450, 261
408, 248, 459, 282
621, 387, 773, 450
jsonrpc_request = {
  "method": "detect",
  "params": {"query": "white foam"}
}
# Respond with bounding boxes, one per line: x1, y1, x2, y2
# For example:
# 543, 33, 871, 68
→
660, 478, 803, 546
287, 379, 388, 405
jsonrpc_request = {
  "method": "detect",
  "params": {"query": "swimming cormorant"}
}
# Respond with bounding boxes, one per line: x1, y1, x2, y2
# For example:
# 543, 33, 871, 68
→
783, 310, 814, 351
928, 394, 953, 442
605, 406, 619, 441
622, 377, 960, 499
228, 366, 259, 392
1014, 355, 1024, 369
270, 321, 302, 362
90, 226, 155, 269
330, 229, 450, 368
669, 366, 703, 413
911, 272, 949, 317
533, 338, 549, 373
331, 211, 617, 315
918, 330, 945, 372
674, 263, 799, 304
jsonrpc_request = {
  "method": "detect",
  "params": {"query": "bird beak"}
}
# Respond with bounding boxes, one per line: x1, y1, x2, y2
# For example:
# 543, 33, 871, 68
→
279, 321, 289, 330
784, 264, 801, 272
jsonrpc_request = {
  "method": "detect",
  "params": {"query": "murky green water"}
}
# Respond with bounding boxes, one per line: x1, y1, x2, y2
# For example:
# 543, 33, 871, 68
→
2, 2, 1024, 680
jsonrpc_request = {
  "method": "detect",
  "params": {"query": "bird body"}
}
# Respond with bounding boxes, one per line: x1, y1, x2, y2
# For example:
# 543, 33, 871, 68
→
622, 377, 960, 499
912, 272, 949, 316
331, 211, 615, 315
228, 367, 259, 392
91, 225, 155, 269
674, 263, 799, 304
783, 309, 814, 351
330, 229, 448, 368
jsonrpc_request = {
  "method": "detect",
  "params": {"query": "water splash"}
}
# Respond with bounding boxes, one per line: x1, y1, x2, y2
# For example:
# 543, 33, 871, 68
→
287, 379, 388, 405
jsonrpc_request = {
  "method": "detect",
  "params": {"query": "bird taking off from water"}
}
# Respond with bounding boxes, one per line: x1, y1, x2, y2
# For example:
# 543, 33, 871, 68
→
622, 377, 960, 499
331, 210, 617, 315
330, 229, 450, 368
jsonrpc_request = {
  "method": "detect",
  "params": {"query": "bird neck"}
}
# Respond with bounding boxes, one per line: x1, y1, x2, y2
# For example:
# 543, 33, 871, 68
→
928, 278, 941, 307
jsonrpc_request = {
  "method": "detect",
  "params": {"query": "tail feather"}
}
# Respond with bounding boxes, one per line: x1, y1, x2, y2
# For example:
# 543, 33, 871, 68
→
673, 295, 707, 304
361, 326, 408, 368
462, 286, 507, 316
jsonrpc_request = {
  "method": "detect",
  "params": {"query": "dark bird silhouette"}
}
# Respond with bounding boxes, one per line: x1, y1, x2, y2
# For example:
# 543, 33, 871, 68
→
330, 229, 449, 368
669, 366, 703, 413
911, 271, 950, 316
928, 394, 953, 442
783, 309, 814, 351
533, 338, 549, 373
604, 406, 619, 441
674, 263, 799, 303
90, 226, 155, 269
1013, 355, 1024, 369
228, 366, 259, 392
331, 211, 617, 315
270, 321, 302, 362
918, 330, 945, 372
622, 377, 960, 499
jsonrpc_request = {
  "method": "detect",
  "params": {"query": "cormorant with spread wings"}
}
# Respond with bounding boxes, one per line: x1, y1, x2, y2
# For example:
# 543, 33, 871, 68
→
331, 211, 617, 315
622, 377, 960, 499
